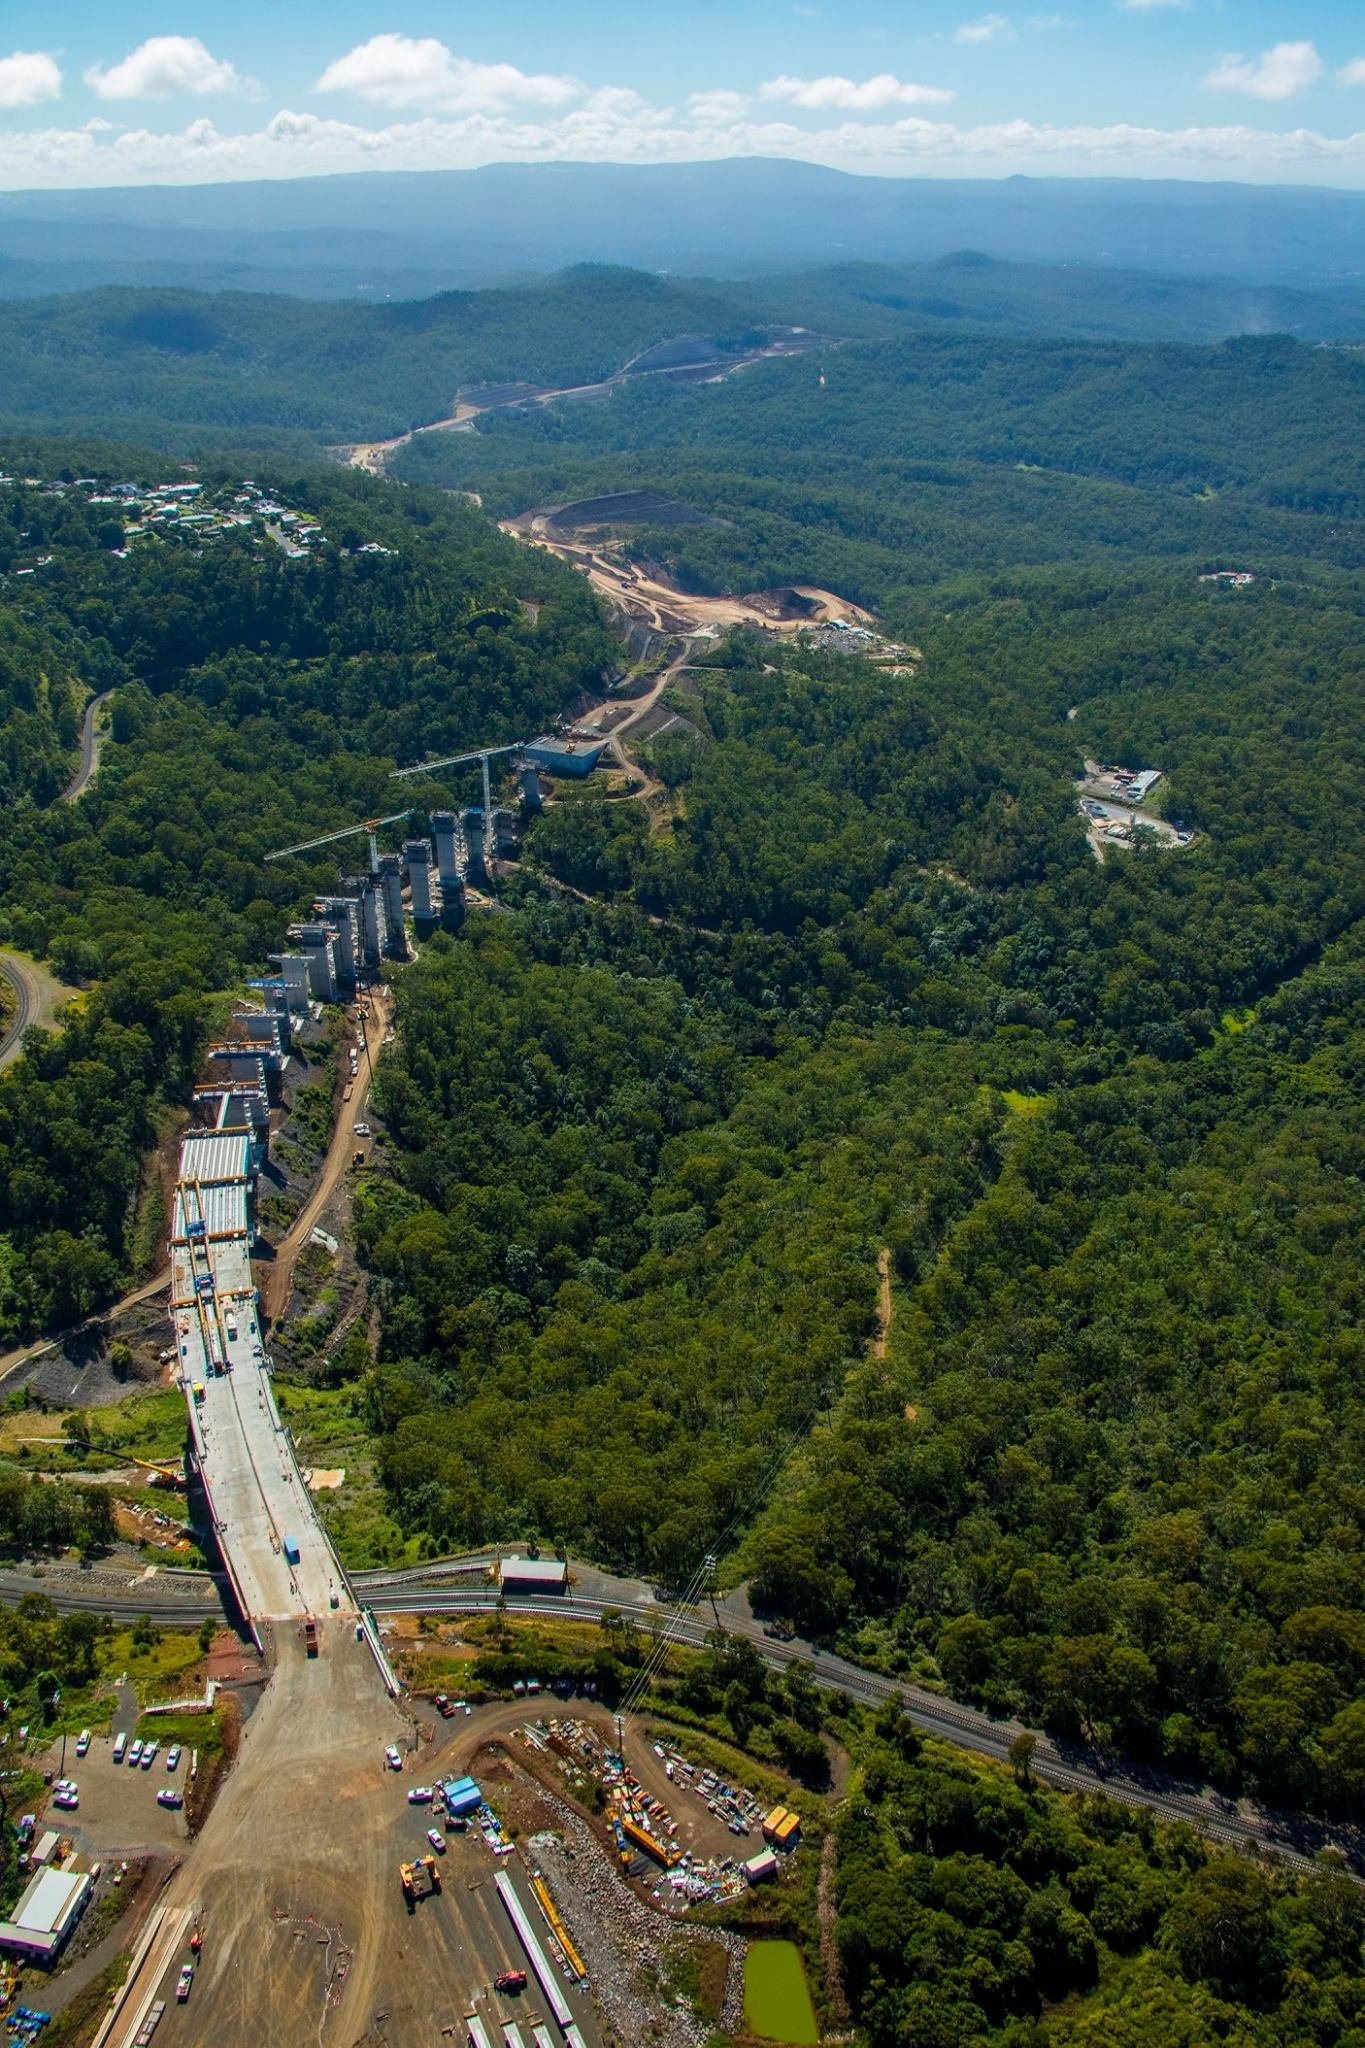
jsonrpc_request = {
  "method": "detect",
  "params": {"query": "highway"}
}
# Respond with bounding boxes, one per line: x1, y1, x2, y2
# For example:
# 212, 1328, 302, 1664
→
61, 688, 114, 802
0, 952, 35, 1071
6, 1562, 1345, 1877
0, 948, 71, 1074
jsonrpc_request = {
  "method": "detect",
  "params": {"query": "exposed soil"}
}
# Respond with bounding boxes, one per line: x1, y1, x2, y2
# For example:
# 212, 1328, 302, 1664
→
873, 1246, 892, 1362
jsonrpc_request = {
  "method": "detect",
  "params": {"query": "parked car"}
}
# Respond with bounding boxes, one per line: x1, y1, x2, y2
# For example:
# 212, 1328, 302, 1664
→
166, 1746, 182, 1771
53, 1789, 78, 1811
176, 1964, 194, 2003
385, 1746, 402, 1771
353, 1122, 371, 1137
141, 1741, 159, 1769
426, 1828, 446, 1853
407, 1785, 433, 1805
157, 1788, 183, 1810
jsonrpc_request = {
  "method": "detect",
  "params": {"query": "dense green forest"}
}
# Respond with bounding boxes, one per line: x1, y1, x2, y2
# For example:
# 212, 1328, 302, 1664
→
0, 447, 613, 1336
839, 1704, 1365, 2047
5, 288, 1365, 1865
360, 620, 1365, 1810
396, 328, 1365, 601
0, 270, 786, 451
4, 259, 1365, 458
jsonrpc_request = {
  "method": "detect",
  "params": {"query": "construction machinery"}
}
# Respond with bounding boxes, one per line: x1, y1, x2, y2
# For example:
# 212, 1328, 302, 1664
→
618, 1815, 681, 1869
399, 1854, 441, 1908
264, 810, 414, 871
391, 743, 524, 878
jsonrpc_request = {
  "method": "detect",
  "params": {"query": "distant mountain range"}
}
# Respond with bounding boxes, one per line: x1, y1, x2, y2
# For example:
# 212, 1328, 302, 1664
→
3, 158, 1365, 299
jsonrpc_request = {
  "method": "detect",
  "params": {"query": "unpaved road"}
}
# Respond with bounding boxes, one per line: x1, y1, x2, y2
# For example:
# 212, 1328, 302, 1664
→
62, 688, 115, 802
0, 948, 72, 1073
503, 524, 873, 644
873, 1246, 892, 1361
0, 1264, 170, 1389
105, 1628, 404, 2048
260, 986, 394, 1325
577, 641, 698, 805
336, 336, 821, 478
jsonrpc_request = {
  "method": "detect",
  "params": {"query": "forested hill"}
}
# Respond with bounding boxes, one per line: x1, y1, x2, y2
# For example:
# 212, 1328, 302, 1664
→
0, 447, 614, 1337
398, 327, 1365, 602
2, 259, 1364, 455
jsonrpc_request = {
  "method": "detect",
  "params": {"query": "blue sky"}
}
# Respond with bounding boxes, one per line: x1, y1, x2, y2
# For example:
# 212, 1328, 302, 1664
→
3, 2, 1365, 187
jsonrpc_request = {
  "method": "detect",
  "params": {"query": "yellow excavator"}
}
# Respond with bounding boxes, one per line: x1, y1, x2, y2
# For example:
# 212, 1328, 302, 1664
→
399, 1855, 441, 1910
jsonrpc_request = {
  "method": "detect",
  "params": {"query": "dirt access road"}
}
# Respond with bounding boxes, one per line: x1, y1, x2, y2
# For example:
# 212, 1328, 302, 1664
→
0, 1267, 171, 1389
573, 640, 699, 805
337, 333, 822, 478
0, 695, 110, 1070
259, 985, 395, 1326
105, 1628, 403, 2048
505, 519, 873, 646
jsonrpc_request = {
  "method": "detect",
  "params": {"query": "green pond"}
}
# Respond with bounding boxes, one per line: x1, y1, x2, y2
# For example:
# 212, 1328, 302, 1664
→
744, 1940, 818, 2045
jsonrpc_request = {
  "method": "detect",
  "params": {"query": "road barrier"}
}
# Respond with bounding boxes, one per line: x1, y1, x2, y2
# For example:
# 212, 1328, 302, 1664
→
358, 1606, 402, 1697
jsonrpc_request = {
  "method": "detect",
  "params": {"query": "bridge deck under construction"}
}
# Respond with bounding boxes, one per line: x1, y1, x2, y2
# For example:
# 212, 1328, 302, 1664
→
170, 1132, 350, 1625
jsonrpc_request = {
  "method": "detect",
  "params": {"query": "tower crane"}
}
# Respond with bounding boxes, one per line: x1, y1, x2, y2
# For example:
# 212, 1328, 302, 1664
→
391, 742, 525, 877
263, 809, 414, 871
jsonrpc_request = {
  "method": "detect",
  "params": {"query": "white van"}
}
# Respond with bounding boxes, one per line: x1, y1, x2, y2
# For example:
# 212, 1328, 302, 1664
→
112, 1732, 127, 1762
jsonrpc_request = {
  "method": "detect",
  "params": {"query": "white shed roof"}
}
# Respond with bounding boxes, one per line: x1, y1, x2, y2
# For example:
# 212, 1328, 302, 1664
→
499, 1556, 568, 1586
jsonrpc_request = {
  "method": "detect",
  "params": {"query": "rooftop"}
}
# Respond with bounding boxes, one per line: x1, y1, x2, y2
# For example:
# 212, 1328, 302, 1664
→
0, 1866, 92, 1955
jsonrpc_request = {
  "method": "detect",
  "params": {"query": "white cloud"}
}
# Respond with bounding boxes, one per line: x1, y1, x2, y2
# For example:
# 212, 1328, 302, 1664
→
955, 15, 1015, 44
1340, 59, 1365, 87
1205, 42, 1323, 100
7, 104, 1365, 192
0, 49, 61, 109
689, 90, 750, 123
86, 36, 246, 101
1116, 0, 1189, 11
760, 72, 955, 109
315, 34, 576, 112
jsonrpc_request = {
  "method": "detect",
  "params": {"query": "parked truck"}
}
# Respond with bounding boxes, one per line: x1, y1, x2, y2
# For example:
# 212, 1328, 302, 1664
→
303, 1620, 318, 1658
283, 1535, 301, 1566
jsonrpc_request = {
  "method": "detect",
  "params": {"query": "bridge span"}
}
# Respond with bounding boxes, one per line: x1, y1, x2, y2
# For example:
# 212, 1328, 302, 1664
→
170, 1125, 351, 1631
